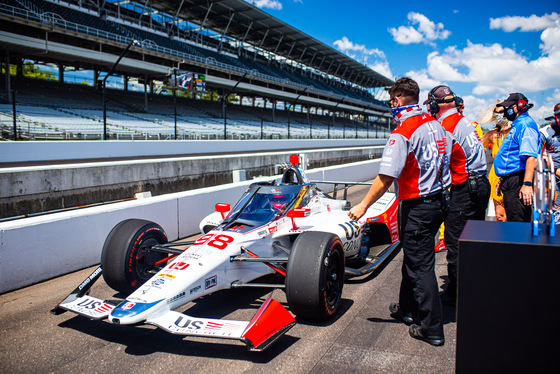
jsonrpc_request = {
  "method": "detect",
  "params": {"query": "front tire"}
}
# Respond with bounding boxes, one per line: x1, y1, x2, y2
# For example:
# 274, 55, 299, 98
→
101, 219, 168, 294
285, 232, 345, 321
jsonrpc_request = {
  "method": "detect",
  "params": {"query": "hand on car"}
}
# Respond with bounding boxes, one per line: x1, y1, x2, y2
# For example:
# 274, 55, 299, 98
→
348, 203, 367, 221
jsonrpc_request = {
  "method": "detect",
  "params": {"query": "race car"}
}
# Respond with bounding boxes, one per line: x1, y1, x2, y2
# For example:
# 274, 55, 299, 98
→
52, 154, 400, 351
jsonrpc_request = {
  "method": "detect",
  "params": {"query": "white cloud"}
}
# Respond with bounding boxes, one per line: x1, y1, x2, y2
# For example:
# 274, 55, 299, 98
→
532, 88, 560, 123
388, 12, 450, 45
367, 61, 393, 81
405, 69, 442, 90
389, 25, 424, 44
333, 36, 392, 79
424, 26, 560, 96
490, 12, 560, 32
540, 24, 560, 54
461, 95, 497, 124
248, 0, 283, 10
333, 36, 386, 58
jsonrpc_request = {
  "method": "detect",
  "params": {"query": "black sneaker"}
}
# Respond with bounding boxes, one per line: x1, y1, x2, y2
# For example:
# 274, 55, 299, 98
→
389, 303, 413, 325
409, 324, 444, 346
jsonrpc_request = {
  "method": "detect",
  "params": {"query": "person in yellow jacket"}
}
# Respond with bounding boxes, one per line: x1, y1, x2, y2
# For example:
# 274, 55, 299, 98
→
481, 100, 512, 221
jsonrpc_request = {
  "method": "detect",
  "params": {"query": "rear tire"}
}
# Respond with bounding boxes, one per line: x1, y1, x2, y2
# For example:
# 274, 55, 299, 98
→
101, 219, 168, 294
285, 232, 345, 321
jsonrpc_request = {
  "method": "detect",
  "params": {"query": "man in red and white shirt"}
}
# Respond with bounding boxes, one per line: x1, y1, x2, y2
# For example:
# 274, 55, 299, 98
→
424, 86, 490, 306
349, 77, 452, 346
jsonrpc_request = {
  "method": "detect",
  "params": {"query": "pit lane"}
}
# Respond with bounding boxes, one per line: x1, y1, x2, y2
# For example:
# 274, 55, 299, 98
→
0, 184, 456, 373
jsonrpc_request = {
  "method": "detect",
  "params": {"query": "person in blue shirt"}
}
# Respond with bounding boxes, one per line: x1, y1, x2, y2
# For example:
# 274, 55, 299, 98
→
493, 93, 540, 222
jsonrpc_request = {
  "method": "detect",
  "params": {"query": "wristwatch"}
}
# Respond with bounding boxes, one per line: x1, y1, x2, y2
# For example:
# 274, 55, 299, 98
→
523, 181, 533, 187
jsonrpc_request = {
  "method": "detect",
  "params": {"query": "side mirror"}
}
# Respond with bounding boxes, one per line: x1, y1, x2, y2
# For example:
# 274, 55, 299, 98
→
287, 208, 310, 230
215, 203, 231, 219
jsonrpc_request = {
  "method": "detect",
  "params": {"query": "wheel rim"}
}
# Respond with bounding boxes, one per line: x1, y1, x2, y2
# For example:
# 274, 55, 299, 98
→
135, 237, 163, 281
324, 249, 343, 307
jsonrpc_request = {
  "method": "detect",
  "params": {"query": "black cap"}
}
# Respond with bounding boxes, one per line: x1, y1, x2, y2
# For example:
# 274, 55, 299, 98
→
498, 93, 529, 108
423, 85, 455, 105
545, 103, 560, 121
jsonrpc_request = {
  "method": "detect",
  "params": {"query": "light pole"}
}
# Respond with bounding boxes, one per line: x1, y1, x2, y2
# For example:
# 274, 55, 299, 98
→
103, 40, 138, 140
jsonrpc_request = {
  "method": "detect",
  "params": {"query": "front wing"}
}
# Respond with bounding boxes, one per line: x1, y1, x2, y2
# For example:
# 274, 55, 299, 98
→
53, 268, 295, 352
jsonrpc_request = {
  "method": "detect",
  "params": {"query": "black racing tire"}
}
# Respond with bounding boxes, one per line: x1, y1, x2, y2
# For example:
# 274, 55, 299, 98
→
101, 219, 168, 294
285, 231, 345, 321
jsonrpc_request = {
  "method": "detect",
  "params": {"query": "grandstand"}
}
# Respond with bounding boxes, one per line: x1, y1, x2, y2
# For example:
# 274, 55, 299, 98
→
0, 0, 394, 140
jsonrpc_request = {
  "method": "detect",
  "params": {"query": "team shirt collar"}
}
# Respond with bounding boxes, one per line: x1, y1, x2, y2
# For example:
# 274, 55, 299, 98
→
512, 111, 529, 126
437, 107, 459, 122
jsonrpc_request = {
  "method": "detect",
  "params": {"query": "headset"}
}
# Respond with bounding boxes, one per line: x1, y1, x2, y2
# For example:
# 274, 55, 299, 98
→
504, 95, 533, 120
426, 85, 459, 115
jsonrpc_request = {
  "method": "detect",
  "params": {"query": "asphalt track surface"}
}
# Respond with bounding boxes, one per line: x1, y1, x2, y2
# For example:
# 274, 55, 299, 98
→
0, 184, 457, 373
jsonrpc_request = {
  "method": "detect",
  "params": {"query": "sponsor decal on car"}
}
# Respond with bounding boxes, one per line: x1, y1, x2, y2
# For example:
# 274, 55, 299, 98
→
122, 302, 135, 310
189, 285, 201, 295
78, 267, 102, 291
94, 303, 114, 314
128, 297, 149, 303
152, 277, 166, 286
205, 275, 217, 290
167, 292, 186, 304
75, 297, 103, 310
268, 225, 278, 234
169, 262, 190, 271
168, 316, 244, 336
181, 252, 202, 261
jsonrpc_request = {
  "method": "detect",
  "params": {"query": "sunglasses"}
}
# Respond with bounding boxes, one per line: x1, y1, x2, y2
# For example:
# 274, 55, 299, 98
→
387, 94, 402, 108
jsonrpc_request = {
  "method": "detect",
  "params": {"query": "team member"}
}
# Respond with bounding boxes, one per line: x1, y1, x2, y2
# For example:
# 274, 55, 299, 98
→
544, 103, 560, 133
481, 101, 512, 222
348, 77, 451, 346
424, 86, 490, 306
540, 103, 560, 220
494, 93, 540, 222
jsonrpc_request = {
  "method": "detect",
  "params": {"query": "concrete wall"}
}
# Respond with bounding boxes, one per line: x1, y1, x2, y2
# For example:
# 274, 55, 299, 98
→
0, 139, 386, 163
0, 159, 380, 294
0, 141, 384, 218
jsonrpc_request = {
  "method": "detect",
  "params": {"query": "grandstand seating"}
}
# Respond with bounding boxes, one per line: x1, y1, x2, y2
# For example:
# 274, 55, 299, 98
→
4, 0, 386, 108
0, 1, 392, 140
0, 77, 389, 140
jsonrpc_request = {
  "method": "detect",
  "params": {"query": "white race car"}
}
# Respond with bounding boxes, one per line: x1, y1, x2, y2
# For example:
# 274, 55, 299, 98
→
52, 155, 400, 351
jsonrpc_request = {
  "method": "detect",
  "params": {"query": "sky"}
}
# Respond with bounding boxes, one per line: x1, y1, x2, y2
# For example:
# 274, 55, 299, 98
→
245, 0, 559, 128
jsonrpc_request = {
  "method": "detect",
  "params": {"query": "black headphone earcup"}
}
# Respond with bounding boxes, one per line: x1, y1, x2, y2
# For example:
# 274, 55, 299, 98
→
551, 116, 560, 134
428, 99, 439, 114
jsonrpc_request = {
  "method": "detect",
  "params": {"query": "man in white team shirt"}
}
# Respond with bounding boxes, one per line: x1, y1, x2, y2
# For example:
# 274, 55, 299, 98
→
349, 77, 453, 346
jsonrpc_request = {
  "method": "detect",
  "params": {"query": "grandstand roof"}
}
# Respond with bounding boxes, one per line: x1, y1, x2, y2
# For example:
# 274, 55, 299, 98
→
149, 0, 393, 89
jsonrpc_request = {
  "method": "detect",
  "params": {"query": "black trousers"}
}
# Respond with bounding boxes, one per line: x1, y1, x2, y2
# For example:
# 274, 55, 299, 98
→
501, 170, 532, 222
399, 196, 446, 337
444, 177, 491, 292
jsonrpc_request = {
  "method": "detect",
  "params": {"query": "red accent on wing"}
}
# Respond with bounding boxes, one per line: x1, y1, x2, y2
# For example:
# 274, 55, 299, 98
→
242, 295, 295, 350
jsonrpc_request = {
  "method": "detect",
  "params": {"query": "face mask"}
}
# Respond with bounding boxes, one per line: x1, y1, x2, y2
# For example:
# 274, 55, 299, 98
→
494, 112, 507, 125
504, 106, 517, 121
391, 104, 418, 122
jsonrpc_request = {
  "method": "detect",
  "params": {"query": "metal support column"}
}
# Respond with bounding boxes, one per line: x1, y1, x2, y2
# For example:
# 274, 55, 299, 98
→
103, 40, 137, 140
